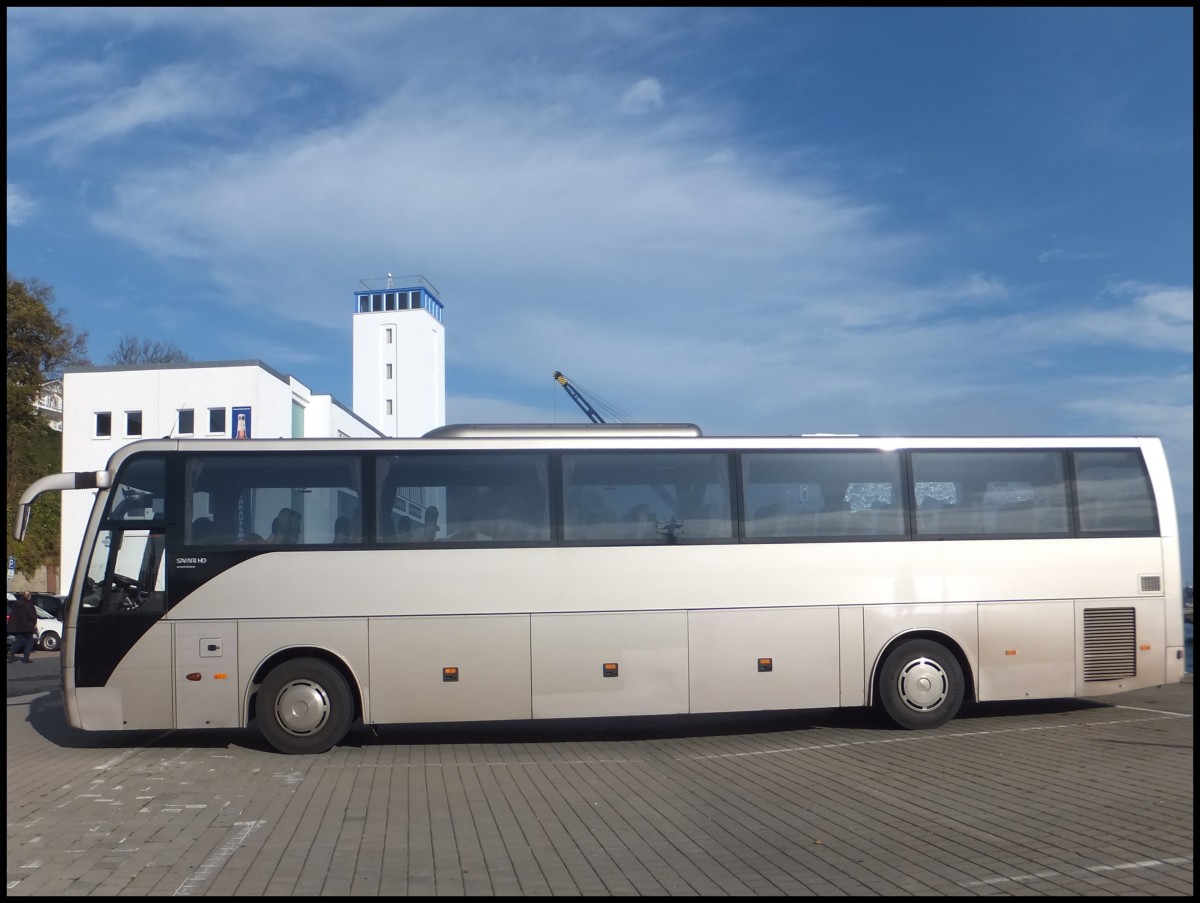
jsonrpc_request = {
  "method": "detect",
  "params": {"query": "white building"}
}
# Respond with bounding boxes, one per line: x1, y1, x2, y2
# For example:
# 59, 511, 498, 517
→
352, 275, 446, 437
56, 276, 447, 583
36, 379, 64, 431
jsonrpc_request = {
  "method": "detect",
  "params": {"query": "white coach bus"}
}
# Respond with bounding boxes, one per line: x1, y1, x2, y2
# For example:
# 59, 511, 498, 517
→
14, 423, 1186, 754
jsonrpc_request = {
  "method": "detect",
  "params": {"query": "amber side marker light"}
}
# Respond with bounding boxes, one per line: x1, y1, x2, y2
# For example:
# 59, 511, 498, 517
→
758, 658, 773, 672
603, 663, 619, 677
443, 667, 459, 682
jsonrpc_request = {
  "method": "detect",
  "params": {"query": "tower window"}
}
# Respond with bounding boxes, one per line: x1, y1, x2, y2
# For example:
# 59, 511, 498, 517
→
209, 408, 226, 434
126, 411, 143, 437
96, 412, 112, 437
385, 327, 393, 344
386, 399, 393, 415
386, 364, 393, 379
178, 409, 195, 434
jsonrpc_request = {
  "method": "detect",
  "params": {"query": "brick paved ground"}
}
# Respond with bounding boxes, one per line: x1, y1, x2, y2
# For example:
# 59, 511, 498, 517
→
6, 678, 1192, 896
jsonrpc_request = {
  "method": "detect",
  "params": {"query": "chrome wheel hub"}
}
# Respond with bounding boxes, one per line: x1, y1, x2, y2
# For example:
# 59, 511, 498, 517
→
896, 657, 949, 712
274, 679, 331, 736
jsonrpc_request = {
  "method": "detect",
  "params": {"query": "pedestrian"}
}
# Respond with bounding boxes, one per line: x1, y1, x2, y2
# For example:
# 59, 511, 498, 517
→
8, 591, 38, 664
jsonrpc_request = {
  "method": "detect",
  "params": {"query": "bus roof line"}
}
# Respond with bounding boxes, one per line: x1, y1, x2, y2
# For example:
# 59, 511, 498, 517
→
423, 423, 704, 439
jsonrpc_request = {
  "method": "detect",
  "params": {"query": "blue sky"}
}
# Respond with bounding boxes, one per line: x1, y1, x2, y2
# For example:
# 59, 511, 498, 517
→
7, 8, 1193, 579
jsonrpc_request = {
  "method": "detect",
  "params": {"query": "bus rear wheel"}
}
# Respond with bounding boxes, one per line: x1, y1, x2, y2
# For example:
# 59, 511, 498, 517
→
878, 639, 964, 730
257, 658, 353, 754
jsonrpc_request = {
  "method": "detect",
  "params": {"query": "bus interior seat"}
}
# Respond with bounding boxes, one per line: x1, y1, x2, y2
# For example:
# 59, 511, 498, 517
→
190, 517, 214, 543
870, 502, 904, 535
991, 500, 1035, 534
916, 497, 948, 534
624, 504, 657, 540
839, 508, 880, 536
753, 501, 821, 538
752, 502, 785, 537
686, 502, 729, 538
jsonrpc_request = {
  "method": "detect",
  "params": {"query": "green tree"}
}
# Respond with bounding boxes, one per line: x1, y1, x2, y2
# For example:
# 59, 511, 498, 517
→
107, 335, 190, 365
6, 274, 89, 577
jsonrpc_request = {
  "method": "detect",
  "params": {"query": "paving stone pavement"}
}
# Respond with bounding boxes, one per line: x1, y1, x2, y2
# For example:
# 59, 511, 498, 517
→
6, 677, 1192, 896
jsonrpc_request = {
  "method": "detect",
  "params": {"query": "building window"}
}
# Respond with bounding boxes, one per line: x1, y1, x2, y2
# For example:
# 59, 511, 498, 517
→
178, 409, 195, 435
385, 327, 393, 344
209, 408, 226, 434
386, 363, 393, 380
386, 399, 393, 416
126, 411, 143, 437
96, 412, 112, 438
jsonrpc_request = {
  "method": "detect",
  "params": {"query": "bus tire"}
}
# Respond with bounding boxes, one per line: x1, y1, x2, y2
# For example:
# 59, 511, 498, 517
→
257, 658, 353, 754
878, 638, 963, 730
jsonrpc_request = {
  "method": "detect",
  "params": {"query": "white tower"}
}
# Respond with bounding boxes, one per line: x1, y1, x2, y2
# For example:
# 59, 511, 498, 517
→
351, 275, 446, 437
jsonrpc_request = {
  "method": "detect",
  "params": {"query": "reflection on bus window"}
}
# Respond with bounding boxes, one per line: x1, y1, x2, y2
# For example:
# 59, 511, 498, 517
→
1074, 451, 1158, 534
562, 452, 733, 543
741, 451, 904, 539
108, 456, 166, 523
82, 528, 166, 615
376, 452, 551, 544
912, 451, 1070, 536
183, 454, 363, 546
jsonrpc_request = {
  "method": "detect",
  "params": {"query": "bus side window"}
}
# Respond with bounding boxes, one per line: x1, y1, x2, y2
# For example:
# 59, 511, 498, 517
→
1074, 452, 1157, 534
82, 528, 166, 615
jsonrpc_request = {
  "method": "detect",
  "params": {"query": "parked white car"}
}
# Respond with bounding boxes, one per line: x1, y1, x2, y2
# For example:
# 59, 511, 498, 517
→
6, 592, 64, 652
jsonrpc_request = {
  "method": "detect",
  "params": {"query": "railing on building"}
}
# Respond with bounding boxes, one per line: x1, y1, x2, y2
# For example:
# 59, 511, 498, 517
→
354, 274, 444, 323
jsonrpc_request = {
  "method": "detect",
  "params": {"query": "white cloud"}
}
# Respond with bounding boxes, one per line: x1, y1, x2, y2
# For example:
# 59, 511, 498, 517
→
1114, 281, 1192, 323
22, 65, 243, 159
1066, 282, 1194, 352
618, 77, 665, 115
7, 183, 37, 225
1037, 247, 1106, 263
448, 394, 558, 424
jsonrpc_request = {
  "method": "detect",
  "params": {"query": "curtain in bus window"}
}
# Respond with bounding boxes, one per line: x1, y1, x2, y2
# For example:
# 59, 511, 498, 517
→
911, 451, 1069, 536
562, 452, 732, 543
1073, 451, 1158, 534
375, 452, 551, 544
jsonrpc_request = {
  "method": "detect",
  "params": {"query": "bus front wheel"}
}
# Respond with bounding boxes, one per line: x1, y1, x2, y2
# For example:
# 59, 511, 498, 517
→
878, 639, 964, 730
257, 658, 353, 754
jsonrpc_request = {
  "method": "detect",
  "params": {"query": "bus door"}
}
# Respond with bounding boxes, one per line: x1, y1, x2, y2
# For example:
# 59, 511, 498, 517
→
80, 525, 168, 676
73, 456, 174, 729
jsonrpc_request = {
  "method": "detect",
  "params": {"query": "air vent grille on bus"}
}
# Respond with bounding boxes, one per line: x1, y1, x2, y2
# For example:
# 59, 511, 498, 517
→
1139, 575, 1162, 593
1083, 608, 1136, 682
